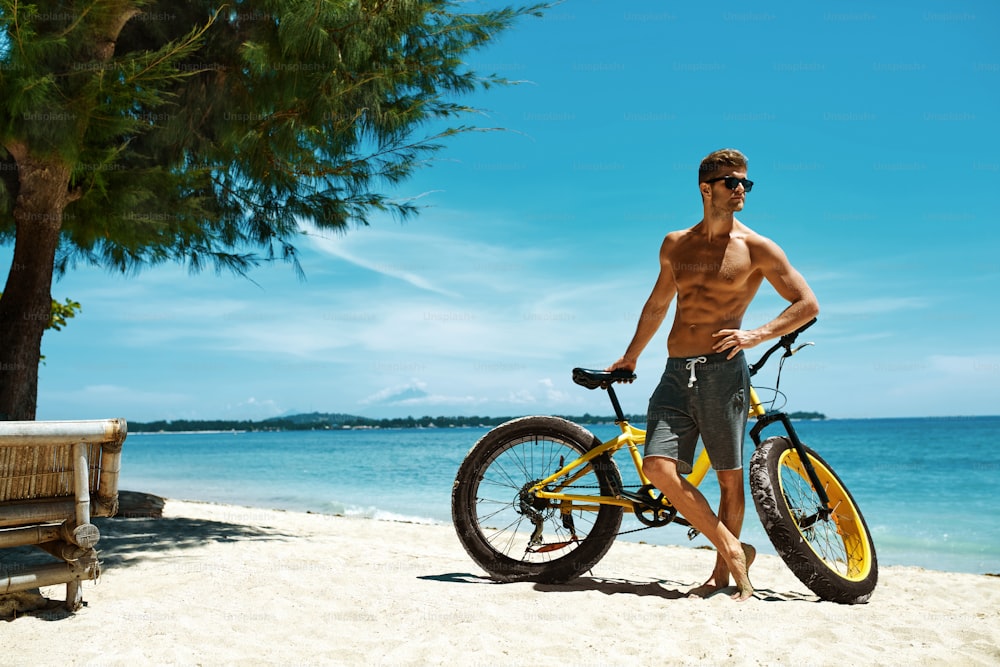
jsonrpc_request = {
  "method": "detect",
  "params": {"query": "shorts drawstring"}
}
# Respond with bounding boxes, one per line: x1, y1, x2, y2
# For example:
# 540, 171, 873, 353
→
685, 356, 708, 388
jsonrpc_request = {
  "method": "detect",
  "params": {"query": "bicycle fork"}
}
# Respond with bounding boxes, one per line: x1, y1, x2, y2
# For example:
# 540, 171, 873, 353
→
750, 412, 833, 519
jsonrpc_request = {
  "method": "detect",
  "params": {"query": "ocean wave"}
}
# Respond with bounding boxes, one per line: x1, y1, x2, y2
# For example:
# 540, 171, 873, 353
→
324, 500, 443, 526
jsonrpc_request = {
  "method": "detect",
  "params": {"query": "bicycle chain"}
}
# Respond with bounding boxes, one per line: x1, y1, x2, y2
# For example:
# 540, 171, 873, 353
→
561, 484, 658, 538
614, 524, 656, 537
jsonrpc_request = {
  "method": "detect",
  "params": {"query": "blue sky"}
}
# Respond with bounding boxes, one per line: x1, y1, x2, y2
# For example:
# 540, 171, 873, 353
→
5, 1, 999, 422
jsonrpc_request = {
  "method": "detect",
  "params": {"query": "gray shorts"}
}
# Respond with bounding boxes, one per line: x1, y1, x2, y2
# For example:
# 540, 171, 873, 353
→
644, 351, 750, 473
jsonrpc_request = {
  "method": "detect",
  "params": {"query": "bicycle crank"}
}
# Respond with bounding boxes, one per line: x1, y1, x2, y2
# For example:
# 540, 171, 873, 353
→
625, 484, 677, 527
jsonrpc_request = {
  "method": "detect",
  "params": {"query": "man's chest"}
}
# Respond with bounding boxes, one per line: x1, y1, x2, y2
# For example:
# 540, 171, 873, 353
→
670, 240, 754, 286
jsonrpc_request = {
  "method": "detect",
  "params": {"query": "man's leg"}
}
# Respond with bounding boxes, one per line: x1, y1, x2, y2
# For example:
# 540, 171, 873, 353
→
695, 469, 752, 593
681, 351, 753, 595
644, 457, 754, 601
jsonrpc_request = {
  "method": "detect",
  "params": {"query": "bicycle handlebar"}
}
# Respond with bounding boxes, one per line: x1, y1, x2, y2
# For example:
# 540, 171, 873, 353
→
747, 317, 817, 377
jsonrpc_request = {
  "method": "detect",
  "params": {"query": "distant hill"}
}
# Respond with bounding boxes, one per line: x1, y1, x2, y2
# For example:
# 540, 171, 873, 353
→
262, 412, 365, 426
128, 413, 365, 432
127, 410, 825, 432
788, 411, 826, 420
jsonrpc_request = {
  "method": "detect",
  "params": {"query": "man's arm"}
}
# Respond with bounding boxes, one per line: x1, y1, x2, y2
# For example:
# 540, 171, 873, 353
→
712, 237, 819, 359
607, 236, 677, 372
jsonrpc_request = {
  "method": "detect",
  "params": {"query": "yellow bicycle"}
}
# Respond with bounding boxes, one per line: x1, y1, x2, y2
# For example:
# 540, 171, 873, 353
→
451, 319, 878, 604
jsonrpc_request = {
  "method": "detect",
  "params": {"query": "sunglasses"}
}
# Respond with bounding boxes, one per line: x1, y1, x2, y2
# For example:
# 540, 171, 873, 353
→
703, 176, 754, 192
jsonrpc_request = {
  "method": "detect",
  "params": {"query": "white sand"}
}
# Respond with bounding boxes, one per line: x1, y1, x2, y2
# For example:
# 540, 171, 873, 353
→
4, 499, 999, 666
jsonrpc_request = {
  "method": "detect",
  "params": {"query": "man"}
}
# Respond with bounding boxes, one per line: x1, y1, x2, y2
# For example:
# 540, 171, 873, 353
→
607, 148, 819, 601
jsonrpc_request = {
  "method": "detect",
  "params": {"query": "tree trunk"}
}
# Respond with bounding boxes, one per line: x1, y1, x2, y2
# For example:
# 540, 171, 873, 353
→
0, 8, 140, 420
0, 143, 77, 420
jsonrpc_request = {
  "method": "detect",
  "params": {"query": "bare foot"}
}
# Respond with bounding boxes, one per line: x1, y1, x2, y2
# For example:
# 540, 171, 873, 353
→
687, 560, 730, 598
730, 543, 755, 602
688, 543, 756, 599
686, 578, 727, 598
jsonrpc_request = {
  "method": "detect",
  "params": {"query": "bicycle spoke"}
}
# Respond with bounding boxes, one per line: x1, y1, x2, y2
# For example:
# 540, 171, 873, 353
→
781, 462, 852, 575
469, 437, 603, 562
453, 416, 624, 582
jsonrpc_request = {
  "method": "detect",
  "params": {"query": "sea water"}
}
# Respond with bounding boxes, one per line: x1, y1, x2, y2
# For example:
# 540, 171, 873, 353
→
120, 416, 1000, 575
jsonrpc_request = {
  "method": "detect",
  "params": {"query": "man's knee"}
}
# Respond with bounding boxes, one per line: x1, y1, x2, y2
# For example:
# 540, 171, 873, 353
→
716, 468, 744, 487
644, 457, 683, 489
717, 469, 746, 498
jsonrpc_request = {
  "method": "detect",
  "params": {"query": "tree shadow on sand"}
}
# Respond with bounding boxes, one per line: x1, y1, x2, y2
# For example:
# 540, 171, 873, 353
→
0, 516, 287, 571
91, 514, 297, 569
2, 491, 296, 572
1, 494, 299, 619
98, 491, 300, 568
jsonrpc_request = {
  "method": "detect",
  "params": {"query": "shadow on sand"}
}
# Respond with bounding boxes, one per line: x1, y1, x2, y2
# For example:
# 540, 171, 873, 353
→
417, 571, 816, 603
0, 495, 297, 620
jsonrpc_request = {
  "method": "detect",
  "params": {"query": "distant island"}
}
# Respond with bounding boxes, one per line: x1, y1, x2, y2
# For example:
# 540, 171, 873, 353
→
128, 410, 826, 432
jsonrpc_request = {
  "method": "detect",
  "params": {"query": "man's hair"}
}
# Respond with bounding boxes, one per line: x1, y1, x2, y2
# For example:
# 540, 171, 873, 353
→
698, 148, 748, 183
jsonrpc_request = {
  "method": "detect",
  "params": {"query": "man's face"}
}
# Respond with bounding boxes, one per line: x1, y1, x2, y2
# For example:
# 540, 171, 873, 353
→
704, 169, 749, 212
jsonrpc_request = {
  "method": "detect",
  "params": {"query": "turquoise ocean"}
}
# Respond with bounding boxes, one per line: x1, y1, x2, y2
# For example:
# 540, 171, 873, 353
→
120, 416, 1000, 576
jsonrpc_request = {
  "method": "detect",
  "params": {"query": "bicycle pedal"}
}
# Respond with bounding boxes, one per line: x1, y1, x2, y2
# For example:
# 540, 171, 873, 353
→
687, 527, 701, 540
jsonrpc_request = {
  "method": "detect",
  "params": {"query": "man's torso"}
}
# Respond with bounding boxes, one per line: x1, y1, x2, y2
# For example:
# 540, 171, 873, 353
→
664, 222, 766, 356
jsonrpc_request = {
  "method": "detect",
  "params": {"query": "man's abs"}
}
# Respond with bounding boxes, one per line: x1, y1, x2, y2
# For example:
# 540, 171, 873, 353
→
666, 319, 739, 357
665, 269, 763, 356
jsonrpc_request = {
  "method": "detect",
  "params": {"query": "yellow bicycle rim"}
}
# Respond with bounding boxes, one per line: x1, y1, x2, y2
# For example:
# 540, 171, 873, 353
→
777, 448, 874, 582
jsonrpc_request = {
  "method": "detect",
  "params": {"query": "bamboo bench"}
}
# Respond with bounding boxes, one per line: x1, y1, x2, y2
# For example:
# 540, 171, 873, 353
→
0, 419, 127, 611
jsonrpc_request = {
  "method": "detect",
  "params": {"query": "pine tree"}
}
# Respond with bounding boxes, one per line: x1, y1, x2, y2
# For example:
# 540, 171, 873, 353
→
0, 1, 546, 419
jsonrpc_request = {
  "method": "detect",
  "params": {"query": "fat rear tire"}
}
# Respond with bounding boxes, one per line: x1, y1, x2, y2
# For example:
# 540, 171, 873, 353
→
451, 416, 623, 583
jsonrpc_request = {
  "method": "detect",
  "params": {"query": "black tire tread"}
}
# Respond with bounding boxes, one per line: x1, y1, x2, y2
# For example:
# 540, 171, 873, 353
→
749, 436, 878, 604
451, 415, 623, 583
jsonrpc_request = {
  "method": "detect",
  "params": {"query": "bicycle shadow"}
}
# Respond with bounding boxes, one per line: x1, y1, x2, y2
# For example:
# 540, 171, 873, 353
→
535, 576, 692, 599
417, 572, 816, 603
535, 577, 816, 602
417, 572, 693, 600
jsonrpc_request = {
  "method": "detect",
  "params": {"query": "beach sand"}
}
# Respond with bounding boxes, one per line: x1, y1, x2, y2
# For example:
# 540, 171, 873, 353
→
3, 498, 999, 666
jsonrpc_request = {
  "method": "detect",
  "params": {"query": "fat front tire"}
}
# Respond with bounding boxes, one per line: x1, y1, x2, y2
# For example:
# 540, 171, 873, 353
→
451, 416, 623, 583
750, 436, 878, 604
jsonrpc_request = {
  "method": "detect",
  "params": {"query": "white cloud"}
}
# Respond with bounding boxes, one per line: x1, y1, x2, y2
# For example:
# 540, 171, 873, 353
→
228, 397, 285, 417
504, 389, 538, 405
304, 227, 460, 298
539, 377, 571, 403
358, 379, 488, 409
359, 381, 431, 405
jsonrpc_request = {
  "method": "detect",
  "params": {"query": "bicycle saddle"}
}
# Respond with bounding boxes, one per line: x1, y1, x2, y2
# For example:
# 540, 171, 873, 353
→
572, 367, 636, 390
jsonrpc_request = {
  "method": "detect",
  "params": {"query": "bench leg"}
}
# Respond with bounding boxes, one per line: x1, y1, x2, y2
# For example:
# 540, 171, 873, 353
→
66, 579, 83, 612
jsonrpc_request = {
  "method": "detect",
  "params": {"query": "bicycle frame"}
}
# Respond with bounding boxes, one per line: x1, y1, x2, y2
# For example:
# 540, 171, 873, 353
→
529, 320, 828, 520
526, 386, 766, 514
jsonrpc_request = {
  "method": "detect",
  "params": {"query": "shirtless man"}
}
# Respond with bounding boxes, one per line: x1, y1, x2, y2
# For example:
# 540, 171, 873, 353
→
607, 149, 819, 601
